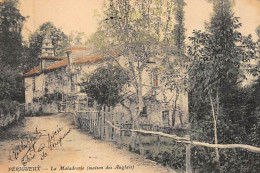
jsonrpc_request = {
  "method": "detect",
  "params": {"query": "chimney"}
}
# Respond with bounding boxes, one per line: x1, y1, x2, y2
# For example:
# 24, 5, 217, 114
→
40, 59, 45, 71
74, 35, 82, 46
66, 50, 72, 68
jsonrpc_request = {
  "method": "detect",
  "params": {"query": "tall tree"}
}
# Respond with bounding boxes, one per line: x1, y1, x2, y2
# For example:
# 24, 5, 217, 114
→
0, 0, 25, 67
173, 0, 186, 52
188, 0, 255, 164
0, 60, 24, 102
252, 25, 260, 76
0, 0, 26, 102
162, 0, 187, 127
93, 0, 188, 127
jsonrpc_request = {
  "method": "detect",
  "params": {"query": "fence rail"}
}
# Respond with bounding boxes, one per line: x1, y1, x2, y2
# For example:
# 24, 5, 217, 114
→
74, 106, 260, 173
106, 120, 260, 153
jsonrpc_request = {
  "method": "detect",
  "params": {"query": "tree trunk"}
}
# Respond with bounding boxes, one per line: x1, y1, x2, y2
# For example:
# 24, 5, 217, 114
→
209, 93, 220, 162
172, 89, 179, 127
216, 87, 220, 122
186, 141, 192, 173
138, 72, 143, 115
131, 71, 143, 151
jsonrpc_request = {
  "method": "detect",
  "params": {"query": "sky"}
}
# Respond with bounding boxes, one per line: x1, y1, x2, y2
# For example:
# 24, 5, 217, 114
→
16, 0, 260, 41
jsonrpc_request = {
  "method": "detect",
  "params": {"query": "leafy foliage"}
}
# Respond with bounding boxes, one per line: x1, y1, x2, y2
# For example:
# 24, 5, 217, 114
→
0, 99, 19, 115
86, 27, 111, 54
0, 0, 25, 67
92, 0, 189, 117
0, 1, 25, 103
187, 0, 260, 172
29, 22, 69, 56
81, 65, 129, 107
0, 61, 24, 102
173, 0, 186, 51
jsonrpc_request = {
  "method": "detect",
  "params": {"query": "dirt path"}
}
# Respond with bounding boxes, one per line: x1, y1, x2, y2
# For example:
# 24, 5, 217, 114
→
0, 113, 175, 173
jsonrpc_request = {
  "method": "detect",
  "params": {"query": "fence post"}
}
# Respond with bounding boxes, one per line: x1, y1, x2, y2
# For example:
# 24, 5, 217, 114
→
100, 107, 104, 140
105, 107, 110, 141
186, 135, 191, 173
97, 112, 99, 138
157, 135, 161, 154
118, 128, 122, 147
73, 110, 79, 127
94, 112, 97, 137
98, 112, 101, 138
117, 110, 121, 145
92, 114, 95, 136
91, 116, 93, 133
110, 107, 116, 141
103, 108, 106, 140
95, 113, 97, 136
111, 107, 115, 141
138, 132, 144, 155
89, 116, 92, 132
99, 112, 102, 139
118, 113, 123, 147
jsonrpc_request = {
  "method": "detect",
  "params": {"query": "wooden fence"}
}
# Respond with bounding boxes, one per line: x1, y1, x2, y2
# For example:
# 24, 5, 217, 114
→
74, 106, 190, 172
74, 104, 260, 173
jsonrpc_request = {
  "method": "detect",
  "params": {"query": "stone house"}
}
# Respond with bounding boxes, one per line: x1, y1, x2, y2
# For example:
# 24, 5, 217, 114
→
23, 36, 189, 128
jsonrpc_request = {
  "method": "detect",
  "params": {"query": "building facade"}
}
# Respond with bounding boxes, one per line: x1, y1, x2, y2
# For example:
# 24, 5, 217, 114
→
23, 36, 189, 128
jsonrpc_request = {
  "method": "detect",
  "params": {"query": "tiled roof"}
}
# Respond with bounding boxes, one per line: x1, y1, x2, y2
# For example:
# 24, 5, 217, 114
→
74, 54, 105, 64
66, 46, 89, 52
45, 59, 68, 71
23, 66, 41, 77
74, 52, 118, 65
40, 56, 65, 60
23, 52, 119, 77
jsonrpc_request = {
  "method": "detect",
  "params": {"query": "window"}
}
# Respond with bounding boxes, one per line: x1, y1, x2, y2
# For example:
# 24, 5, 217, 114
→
162, 110, 169, 126
152, 72, 158, 95
32, 77, 36, 91
140, 106, 147, 117
153, 72, 158, 87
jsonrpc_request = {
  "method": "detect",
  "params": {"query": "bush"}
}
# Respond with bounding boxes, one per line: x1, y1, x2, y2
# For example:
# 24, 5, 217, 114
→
189, 85, 260, 172
0, 100, 19, 116
81, 65, 129, 107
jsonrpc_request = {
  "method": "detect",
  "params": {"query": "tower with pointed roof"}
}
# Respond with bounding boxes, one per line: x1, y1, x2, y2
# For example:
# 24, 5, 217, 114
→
41, 35, 54, 57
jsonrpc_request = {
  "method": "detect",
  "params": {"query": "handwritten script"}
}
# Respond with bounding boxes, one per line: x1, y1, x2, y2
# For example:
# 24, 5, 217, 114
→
8, 126, 71, 166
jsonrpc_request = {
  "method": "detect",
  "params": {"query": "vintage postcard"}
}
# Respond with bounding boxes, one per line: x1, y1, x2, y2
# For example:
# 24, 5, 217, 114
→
0, 0, 260, 172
